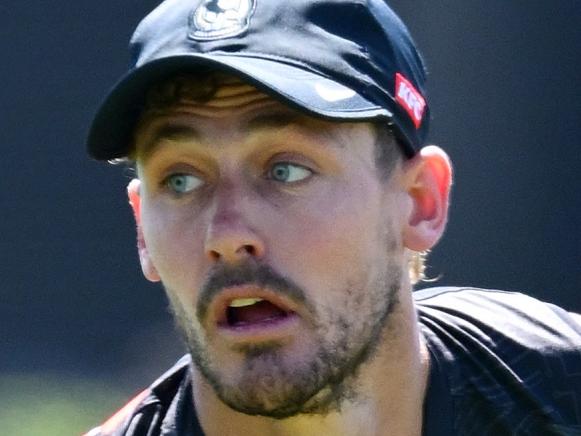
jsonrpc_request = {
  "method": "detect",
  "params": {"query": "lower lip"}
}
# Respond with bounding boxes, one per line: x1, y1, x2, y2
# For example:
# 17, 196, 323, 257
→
216, 312, 300, 343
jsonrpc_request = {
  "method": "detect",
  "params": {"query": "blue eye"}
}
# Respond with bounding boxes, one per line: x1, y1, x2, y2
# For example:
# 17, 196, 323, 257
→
268, 162, 312, 183
165, 173, 203, 194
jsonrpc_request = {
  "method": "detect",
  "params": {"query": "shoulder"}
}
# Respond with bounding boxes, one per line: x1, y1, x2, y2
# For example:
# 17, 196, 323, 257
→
84, 355, 192, 436
417, 287, 581, 432
415, 286, 581, 350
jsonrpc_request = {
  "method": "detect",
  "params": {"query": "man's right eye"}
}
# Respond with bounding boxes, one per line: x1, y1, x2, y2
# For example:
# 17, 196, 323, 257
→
164, 173, 203, 194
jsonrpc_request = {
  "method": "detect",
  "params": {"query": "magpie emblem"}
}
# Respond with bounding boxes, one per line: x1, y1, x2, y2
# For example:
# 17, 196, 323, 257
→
189, 0, 255, 41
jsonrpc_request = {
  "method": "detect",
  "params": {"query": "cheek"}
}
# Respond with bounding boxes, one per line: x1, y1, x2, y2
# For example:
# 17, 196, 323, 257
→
141, 200, 207, 302
270, 180, 398, 292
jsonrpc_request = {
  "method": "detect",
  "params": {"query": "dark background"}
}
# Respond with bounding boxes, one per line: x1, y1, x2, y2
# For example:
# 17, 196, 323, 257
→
2, 0, 579, 397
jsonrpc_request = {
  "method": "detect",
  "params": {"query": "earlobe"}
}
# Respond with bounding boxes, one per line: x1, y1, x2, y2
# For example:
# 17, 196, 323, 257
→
127, 179, 161, 282
402, 146, 452, 251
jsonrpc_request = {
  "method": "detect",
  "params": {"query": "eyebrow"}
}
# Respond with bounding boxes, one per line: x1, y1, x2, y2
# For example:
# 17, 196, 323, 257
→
139, 110, 306, 157
147, 123, 200, 147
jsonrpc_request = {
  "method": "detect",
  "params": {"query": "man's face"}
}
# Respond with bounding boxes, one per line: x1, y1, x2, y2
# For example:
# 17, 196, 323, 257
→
131, 80, 410, 418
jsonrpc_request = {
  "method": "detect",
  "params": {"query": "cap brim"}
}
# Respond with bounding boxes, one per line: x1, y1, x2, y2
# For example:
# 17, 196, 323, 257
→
87, 53, 396, 160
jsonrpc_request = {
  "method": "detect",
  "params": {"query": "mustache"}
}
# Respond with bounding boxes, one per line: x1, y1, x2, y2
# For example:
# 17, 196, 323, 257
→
196, 262, 308, 322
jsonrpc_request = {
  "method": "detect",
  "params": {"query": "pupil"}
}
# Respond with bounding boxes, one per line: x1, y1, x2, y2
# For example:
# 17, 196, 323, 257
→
172, 176, 184, 189
273, 165, 289, 181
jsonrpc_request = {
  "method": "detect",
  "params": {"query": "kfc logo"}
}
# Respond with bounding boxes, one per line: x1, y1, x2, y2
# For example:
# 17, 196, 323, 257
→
395, 73, 426, 129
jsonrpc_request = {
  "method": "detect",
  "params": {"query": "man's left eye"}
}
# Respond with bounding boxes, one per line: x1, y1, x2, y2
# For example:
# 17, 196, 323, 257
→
267, 162, 312, 183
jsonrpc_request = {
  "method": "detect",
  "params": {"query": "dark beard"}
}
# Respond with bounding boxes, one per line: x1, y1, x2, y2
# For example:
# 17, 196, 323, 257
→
167, 262, 401, 419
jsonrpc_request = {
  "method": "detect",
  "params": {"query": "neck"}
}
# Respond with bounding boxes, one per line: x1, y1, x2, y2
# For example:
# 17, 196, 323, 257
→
191, 286, 429, 436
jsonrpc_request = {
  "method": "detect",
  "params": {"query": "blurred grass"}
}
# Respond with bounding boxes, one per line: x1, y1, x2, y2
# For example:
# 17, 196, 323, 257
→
0, 373, 129, 436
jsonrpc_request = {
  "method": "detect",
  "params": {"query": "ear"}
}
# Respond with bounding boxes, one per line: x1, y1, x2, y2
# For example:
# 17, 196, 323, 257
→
401, 146, 452, 251
127, 179, 161, 282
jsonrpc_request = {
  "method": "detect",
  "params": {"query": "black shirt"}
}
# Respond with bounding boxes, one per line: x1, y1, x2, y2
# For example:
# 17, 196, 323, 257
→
87, 287, 581, 436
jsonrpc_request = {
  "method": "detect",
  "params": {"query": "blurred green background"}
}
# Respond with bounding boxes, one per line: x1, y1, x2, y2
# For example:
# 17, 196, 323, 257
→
0, 374, 126, 435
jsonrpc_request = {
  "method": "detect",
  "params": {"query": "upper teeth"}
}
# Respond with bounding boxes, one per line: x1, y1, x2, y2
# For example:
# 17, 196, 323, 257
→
229, 297, 264, 308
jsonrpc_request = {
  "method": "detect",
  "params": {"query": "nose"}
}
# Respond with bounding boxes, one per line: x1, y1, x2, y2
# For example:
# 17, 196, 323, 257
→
204, 186, 266, 264
205, 220, 265, 263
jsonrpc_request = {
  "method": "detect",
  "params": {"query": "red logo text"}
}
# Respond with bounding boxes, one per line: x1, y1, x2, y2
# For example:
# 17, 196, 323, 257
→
395, 73, 426, 129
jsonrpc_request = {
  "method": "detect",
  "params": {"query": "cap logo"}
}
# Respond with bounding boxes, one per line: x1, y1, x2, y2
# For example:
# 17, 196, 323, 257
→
189, 0, 255, 41
395, 73, 426, 129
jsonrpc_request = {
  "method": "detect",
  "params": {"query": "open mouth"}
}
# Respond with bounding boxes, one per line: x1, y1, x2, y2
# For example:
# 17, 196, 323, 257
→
225, 297, 291, 327
211, 288, 300, 335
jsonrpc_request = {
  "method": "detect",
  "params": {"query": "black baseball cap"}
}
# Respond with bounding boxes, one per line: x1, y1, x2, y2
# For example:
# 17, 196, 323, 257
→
87, 0, 430, 160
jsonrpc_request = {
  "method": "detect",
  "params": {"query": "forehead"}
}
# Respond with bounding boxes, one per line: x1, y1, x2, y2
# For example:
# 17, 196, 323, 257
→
133, 74, 377, 158
140, 72, 268, 115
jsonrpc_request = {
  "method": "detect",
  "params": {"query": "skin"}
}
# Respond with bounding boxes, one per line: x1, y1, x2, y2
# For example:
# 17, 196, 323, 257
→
128, 80, 452, 435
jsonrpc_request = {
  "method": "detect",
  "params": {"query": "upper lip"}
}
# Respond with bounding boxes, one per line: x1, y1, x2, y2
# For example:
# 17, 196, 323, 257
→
208, 285, 302, 328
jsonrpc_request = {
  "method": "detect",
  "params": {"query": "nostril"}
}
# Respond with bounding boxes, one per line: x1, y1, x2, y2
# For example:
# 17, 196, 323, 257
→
208, 244, 257, 262
240, 244, 256, 256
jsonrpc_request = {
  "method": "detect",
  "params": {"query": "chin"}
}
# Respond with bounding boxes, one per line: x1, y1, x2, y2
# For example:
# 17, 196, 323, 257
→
191, 334, 368, 419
